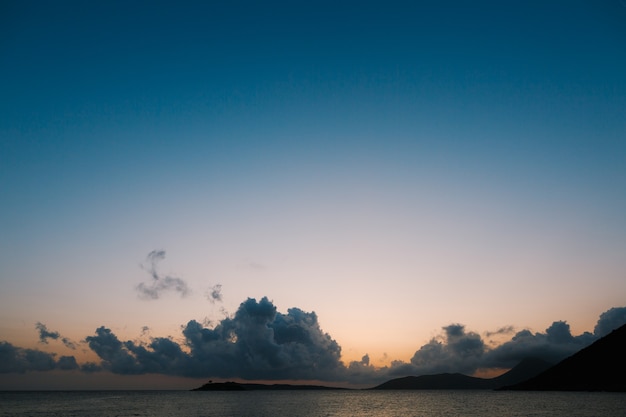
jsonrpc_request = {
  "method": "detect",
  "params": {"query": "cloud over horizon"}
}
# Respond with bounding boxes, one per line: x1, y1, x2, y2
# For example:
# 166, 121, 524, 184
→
2, 301, 626, 385
0, 341, 79, 373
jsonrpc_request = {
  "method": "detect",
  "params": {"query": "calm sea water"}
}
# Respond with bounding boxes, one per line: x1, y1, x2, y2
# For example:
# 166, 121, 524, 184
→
1, 390, 625, 417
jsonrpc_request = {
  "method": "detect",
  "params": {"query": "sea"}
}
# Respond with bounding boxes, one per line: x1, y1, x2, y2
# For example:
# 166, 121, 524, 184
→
1, 390, 625, 417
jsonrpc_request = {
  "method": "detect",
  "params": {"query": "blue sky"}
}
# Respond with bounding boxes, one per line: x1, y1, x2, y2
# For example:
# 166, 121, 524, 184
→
1, 1, 626, 389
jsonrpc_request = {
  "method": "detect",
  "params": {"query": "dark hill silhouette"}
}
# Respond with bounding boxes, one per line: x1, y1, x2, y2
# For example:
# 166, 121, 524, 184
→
373, 373, 493, 390
501, 323, 626, 391
372, 357, 553, 390
490, 357, 554, 387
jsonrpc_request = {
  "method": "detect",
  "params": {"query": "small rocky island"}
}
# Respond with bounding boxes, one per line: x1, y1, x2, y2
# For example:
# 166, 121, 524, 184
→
192, 381, 346, 391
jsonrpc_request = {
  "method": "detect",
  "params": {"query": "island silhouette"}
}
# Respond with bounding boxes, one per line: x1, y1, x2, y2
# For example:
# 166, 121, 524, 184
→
192, 323, 626, 392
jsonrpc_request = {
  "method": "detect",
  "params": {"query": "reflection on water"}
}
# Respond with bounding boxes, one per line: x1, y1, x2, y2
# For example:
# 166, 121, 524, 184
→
1, 390, 625, 417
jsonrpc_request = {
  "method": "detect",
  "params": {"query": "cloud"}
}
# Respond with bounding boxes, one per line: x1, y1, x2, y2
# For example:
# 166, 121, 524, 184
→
79, 302, 626, 384
85, 327, 144, 374
346, 354, 377, 380
593, 307, 626, 338
57, 356, 79, 370
35, 322, 60, 344
484, 325, 516, 337
0, 341, 77, 373
206, 284, 223, 304
82, 297, 345, 381
2, 303, 626, 385
480, 321, 596, 369
35, 322, 76, 349
246, 261, 266, 271
373, 318, 616, 382
80, 362, 102, 373
386, 308, 626, 378
480, 309, 626, 370
136, 250, 190, 300
383, 324, 487, 377
61, 338, 76, 350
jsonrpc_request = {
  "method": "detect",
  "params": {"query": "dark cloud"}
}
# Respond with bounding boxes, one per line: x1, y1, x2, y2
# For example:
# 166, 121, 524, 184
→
0, 341, 77, 373
80, 362, 102, 373
35, 322, 76, 349
398, 310, 626, 376
60, 338, 76, 350
57, 356, 79, 370
136, 250, 190, 300
593, 307, 626, 338
481, 321, 596, 369
346, 354, 376, 379
35, 322, 60, 344
83, 297, 345, 381
392, 324, 487, 376
2, 304, 626, 385
81, 302, 626, 384
483, 309, 626, 372
206, 284, 223, 304
85, 327, 146, 374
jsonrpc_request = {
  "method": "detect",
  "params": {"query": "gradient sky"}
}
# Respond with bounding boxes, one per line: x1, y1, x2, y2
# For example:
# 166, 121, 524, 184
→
1, 0, 626, 389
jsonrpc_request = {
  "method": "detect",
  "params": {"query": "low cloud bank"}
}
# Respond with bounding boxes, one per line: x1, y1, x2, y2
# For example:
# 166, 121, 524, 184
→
0, 341, 78, 373
342, 316, 611, 383
2, 302, 625, 385
84, 297, 344, 381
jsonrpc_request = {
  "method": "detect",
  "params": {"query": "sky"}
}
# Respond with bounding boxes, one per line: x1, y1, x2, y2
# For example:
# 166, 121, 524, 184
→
1, 0, 626, 389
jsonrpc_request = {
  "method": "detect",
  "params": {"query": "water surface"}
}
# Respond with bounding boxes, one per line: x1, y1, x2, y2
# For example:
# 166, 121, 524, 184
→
1, 390, 625, 417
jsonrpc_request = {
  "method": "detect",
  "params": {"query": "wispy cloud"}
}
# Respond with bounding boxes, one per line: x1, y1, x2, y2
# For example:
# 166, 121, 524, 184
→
484, 325, 516, 337
136, 250, 190, 300
35, 322, 60, 344
246, 261, 266, 271
35, 322, 76, 349
205, 284, 223, 304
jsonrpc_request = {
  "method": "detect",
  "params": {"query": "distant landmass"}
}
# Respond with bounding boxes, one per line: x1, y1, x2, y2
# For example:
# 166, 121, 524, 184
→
372, 357, 553, 390
500, 323, 626, 392
192, 381, 346, 391
191, 357, 553, 392
193, 324, 626, 392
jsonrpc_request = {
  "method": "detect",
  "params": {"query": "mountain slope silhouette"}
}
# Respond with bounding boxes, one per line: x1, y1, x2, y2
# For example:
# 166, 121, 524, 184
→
372, 357, 552, 390
501, 323, 626, 391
